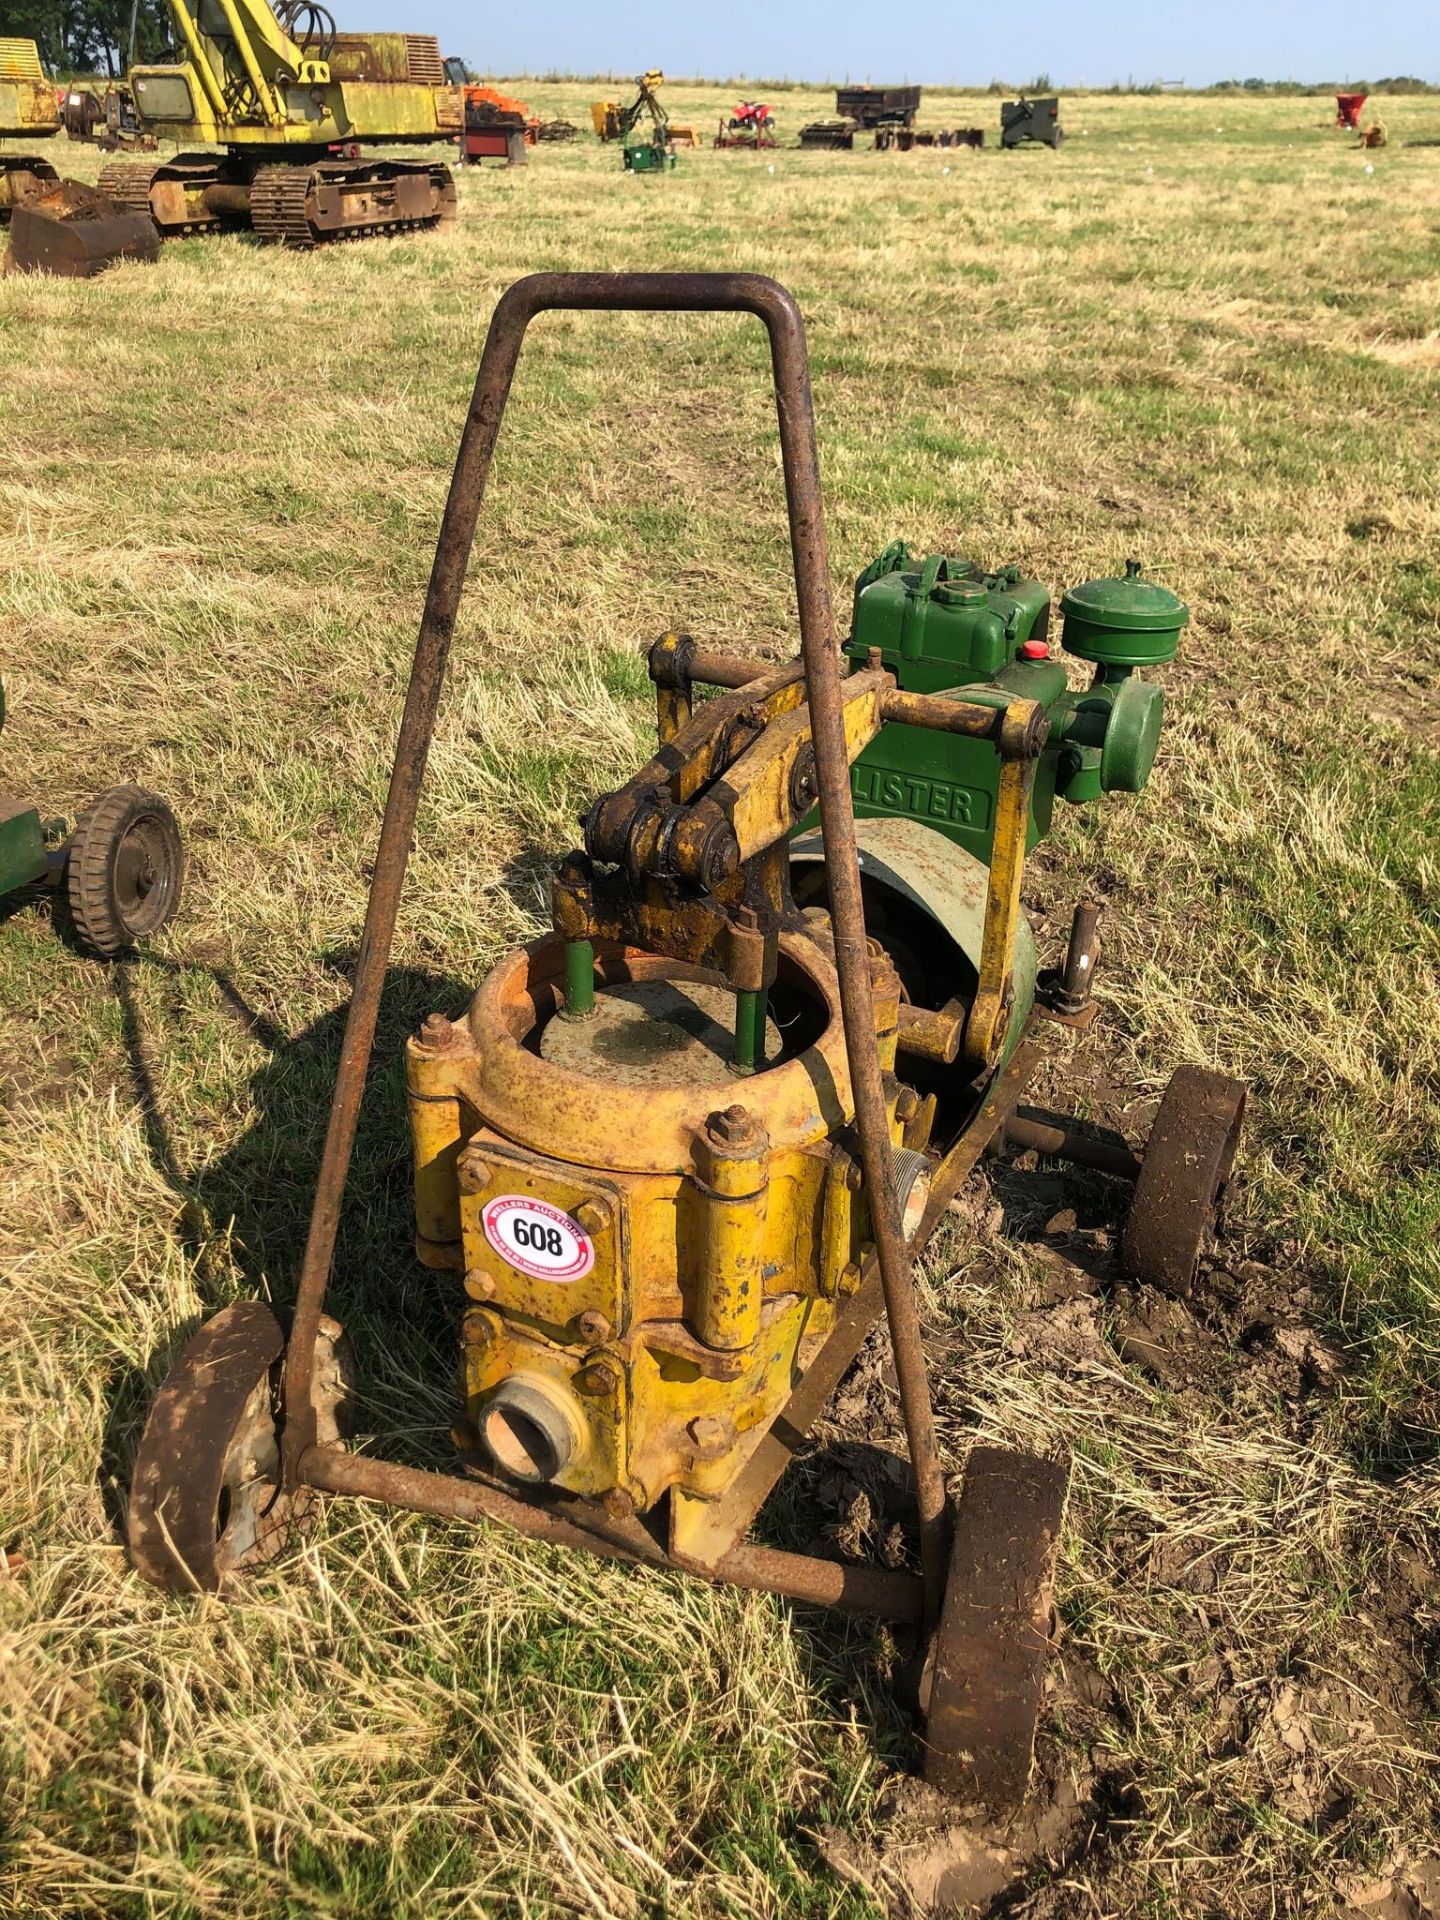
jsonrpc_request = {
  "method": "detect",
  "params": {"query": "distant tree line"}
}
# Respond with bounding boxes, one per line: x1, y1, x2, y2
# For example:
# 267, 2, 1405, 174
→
1204, 76, 1435, 94
0, 0, 174, 76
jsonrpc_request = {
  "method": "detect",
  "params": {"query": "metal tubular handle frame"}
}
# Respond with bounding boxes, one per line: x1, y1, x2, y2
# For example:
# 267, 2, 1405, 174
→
278, 272, 949, 1623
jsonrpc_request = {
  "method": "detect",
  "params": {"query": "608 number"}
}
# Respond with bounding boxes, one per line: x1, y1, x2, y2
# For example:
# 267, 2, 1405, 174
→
511, 1218, 565, 1257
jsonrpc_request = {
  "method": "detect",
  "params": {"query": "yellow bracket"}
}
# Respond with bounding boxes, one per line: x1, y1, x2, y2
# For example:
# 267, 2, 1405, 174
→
717, 673, 887, 861
651, 632, 693, 747
645, 648, 1040, 1075
962, 698, 1043, 1074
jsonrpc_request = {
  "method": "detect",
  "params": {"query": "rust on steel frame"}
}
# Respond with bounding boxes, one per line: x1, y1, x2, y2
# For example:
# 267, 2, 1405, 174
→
278, 272, 954, 1624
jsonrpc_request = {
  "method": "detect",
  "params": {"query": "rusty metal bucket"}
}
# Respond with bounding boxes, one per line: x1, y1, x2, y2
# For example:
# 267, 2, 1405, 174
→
5, 178, 159, 278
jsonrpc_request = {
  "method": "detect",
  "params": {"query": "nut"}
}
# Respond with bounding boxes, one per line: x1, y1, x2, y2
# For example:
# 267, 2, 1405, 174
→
698, 821, 741, 891
456, 1149, 490, 1195
685, 1415, 730, 1462
418, 1013, 466, 1054
836, 1261, 863, 1299
707, 1103, 763, 1151
894, 1086, 921, 1123
573, 1201, 607, 1235
463, 1268, 496, 1300
461, 1308, 494, 1347
788, 742, 818, 814
602, 1486, 636, 1520
576, 1308, 611, 1344
578, 1361, 619, 1396
869, 952, 902, 998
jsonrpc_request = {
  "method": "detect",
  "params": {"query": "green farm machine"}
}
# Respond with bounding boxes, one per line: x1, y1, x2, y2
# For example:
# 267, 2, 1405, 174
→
1001, 94, 1065, 149
591, 70, 676, 173
128, 273, 1246, 1810
1, 676, 183, 956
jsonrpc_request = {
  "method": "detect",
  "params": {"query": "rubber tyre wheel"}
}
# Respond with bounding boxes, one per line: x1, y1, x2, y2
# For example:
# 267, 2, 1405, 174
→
127, 1301, 292, 1593
1119, 1066, 1247, 1297
67, 784, 183, 956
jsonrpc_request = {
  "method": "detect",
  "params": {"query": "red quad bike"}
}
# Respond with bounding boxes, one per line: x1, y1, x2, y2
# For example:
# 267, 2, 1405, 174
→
716, 101, 777, 150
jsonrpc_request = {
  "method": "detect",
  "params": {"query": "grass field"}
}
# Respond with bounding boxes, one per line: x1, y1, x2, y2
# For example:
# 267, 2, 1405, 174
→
2, 81, 1439, 1919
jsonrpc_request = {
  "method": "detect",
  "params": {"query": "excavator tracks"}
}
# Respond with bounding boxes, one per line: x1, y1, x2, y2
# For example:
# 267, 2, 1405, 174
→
249, 159, 456, 248
96, 153, 456, 247
97, 155, 228, 236
248, 165, 321, 246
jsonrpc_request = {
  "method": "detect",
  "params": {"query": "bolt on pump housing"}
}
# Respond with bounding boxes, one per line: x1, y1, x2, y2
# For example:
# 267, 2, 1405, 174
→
126, 273, 1246, 1815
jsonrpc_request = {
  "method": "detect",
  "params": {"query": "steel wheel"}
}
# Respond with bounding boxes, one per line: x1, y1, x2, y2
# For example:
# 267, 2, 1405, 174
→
128, 1302, 352, 1594
1120, 1066, 1247, 1296
67, 784, 183, 955
922, 1446, 1070, 1809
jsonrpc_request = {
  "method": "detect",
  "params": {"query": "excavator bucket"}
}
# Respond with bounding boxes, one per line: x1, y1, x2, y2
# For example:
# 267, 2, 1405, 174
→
5, 178, 159, 278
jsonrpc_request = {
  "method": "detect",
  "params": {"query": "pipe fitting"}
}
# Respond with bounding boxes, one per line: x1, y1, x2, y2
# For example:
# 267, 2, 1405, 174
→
477, 1374, 588, 1485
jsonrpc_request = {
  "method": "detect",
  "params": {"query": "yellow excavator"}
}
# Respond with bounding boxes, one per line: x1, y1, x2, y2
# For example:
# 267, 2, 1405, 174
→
100, 0, 464, 246
0, 37, 63, 216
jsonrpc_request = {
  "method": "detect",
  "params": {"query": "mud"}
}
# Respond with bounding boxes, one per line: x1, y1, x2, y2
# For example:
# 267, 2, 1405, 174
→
813, 1747, 1133, 1918
1342, 1856, 1440, 1920
1, 1032, 78, 1111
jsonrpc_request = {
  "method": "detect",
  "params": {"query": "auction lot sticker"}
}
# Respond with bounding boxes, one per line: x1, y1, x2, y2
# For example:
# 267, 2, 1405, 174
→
481, 1195, 595, 1282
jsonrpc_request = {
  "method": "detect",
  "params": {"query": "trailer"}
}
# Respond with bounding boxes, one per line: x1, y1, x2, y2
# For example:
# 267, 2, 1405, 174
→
835, 84, 920, 130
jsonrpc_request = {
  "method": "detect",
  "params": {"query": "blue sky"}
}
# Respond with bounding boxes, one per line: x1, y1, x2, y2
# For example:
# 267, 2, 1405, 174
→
347, 1, 1434, 87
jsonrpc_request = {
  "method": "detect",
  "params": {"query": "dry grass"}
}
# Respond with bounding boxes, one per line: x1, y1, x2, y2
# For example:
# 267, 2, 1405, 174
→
2, 84, 1438, 1918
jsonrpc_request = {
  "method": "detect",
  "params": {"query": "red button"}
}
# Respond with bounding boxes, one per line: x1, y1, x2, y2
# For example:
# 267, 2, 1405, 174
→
1021, 639, 1049, 659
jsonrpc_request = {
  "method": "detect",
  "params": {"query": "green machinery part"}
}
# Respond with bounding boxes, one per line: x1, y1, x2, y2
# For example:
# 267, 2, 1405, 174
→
838, 543, 1186, 864
1, 670, 186, 953
0, 675, 52, 898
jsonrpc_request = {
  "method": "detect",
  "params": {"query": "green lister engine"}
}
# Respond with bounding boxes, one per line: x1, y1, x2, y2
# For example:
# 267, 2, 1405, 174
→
844, 545, 1180, 862
780, 543, 1189, 1064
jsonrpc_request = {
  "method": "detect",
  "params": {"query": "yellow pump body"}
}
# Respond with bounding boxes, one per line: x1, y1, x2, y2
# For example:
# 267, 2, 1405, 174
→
407, 930, 917, 1569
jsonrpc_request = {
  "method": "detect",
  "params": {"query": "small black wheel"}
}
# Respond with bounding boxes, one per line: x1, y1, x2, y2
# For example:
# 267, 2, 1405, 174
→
1120, 1067, 1247, 1296
66, 784, 183, 956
